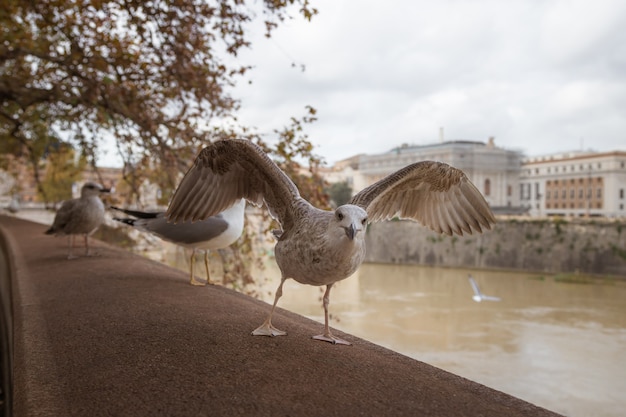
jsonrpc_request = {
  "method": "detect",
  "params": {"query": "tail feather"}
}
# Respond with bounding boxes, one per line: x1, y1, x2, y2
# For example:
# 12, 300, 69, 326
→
110, 206, 160, 219
113, 217, 137, 226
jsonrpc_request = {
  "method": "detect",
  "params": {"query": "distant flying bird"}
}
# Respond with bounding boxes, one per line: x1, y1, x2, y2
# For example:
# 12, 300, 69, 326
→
468, 274, 501, 302
111, 200, 245, 286
167, 139, 495, 345
45, 182, 110, 259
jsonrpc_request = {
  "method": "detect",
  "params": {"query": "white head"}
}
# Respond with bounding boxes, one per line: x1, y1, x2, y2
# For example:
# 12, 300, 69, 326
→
332, 204, 368, 241
80, 182, 109, 198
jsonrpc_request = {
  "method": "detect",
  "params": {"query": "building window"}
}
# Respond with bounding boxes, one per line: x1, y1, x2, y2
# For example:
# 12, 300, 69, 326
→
597, 188, 602, 198
620, 189, 624, 199
507, 185, 512, 197
570, 189, 575, 198
484, 179, 491, 196
546, 190, 551, 199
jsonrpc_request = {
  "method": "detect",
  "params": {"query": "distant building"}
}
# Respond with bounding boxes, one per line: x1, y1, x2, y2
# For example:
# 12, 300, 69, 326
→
329, 138, 524, 214
318, 154, 362, 189
0, 154, 40, 203
520, 151, 626, 218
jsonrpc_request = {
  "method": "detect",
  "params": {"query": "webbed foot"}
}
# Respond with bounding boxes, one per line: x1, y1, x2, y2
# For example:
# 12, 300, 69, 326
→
189, 276, 207, 286
252, 321, 287, 337
312, 333, 351, 345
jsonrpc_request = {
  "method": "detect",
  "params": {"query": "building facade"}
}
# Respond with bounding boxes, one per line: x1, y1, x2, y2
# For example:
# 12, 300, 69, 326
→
337, 138, 524, 212
520, 151, 626, 218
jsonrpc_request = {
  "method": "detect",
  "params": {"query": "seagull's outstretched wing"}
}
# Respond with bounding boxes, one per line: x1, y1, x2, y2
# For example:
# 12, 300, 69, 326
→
350, 161, 495, 236
166, 139, 301, 231
468, 275, 482, 297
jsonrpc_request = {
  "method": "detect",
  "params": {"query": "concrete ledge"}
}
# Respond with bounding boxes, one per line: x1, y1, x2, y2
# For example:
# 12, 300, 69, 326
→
0, 215, 561, 417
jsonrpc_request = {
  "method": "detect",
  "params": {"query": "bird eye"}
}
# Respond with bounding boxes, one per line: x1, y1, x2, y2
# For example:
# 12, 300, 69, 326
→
362, 218, 368, 225
337, 212, 344, 221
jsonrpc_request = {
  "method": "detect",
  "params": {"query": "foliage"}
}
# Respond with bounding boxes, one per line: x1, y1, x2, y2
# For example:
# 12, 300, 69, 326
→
257, 105, 330, 210
1, 0, 318, 191
326, 180, 353, 207
39, 142, 86, 207
553, 217, 566, 236
1, 0, 326, 296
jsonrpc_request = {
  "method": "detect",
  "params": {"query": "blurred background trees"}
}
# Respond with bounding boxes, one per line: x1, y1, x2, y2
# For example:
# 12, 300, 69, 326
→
39, 142, 87, 208
326, 180, 353, 207
0, 0, 327, 207
1, 0, 331, 292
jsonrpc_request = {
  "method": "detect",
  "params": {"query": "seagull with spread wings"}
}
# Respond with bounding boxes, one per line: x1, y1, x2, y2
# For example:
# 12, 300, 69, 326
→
468, 274, 501, 302
167, 139, 496, 345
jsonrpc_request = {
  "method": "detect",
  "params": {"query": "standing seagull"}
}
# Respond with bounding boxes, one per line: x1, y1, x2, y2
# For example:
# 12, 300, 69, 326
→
111, 200, 245, 285
45, 182, 110, 259
167, 139, 496, 345
468, 274, 501, 302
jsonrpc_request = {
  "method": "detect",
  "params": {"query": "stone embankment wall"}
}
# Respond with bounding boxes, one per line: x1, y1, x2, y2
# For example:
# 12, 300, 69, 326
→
364, 218, 626, 276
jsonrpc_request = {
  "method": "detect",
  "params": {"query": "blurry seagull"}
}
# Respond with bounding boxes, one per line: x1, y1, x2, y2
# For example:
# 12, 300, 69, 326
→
7, 195, 20, 213
167, 139, 496, 345
468, 274, 501, 302
45, 182, 110, 259
111, 200, 245, 286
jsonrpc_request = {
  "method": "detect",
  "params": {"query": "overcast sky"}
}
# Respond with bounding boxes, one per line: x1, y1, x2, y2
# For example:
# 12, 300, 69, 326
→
226, 0, 626, 165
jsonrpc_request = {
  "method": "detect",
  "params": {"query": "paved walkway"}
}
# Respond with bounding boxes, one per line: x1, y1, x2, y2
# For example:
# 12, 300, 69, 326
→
0, 215, 562, 416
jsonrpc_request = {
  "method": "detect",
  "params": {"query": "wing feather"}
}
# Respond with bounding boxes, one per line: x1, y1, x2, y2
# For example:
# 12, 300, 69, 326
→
166, 139, 302, 231
442, 196, 466, 235
350, 161, 495, 236
433, 193, 451, 235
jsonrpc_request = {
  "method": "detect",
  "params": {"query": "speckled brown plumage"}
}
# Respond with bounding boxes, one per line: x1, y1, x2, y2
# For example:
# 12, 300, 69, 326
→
166, 139, 496, 344
45, 182, 109, 259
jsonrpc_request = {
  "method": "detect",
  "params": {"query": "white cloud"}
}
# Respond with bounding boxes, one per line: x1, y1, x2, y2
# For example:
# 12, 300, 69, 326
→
228, 0, 626, 164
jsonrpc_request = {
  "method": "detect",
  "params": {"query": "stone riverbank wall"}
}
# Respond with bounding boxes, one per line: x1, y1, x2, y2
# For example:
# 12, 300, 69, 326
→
364, 218, 626, 276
